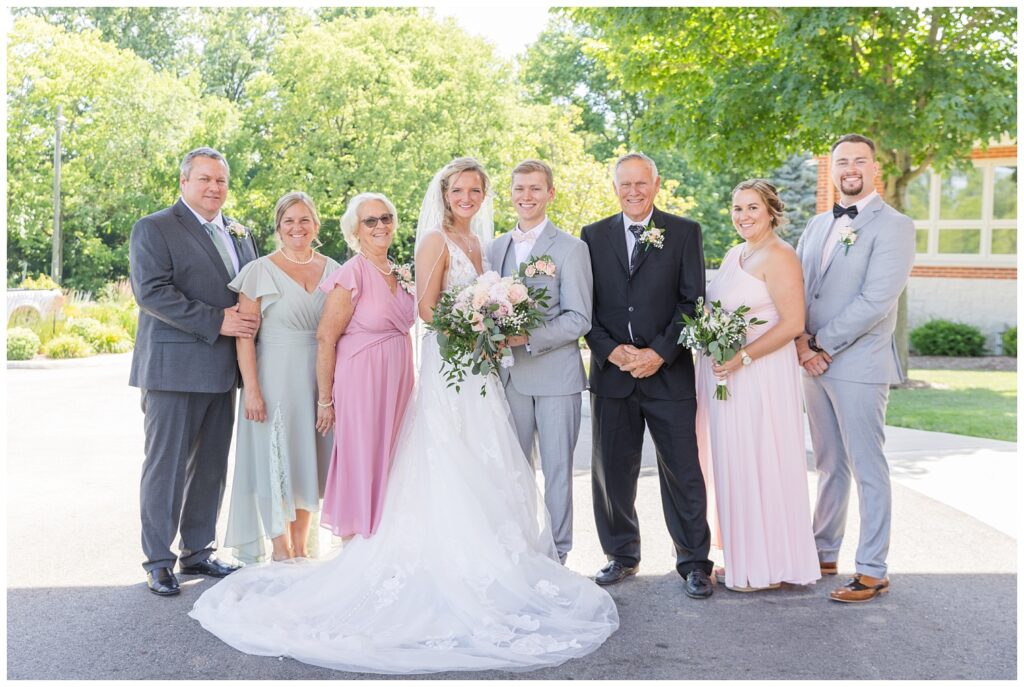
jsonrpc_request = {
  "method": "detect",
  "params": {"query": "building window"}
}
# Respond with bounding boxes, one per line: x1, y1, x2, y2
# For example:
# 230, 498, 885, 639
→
911, 158, 1016, 264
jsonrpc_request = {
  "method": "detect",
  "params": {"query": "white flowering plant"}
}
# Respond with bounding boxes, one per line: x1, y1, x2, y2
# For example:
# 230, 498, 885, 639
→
679, 297, 766, 400
429, 271, 549, 395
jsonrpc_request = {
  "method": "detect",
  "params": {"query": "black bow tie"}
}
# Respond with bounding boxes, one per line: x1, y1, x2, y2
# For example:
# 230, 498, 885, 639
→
832, 203, 859, 220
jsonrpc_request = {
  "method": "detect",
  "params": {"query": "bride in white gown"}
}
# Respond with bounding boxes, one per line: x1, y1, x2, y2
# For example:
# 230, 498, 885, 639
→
189, 157, 619, 674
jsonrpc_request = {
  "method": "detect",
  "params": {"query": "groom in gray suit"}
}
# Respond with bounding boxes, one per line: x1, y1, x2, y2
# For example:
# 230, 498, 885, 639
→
487, 159, 593, 564
795, 133, 915, 603
129, 147, 260, 595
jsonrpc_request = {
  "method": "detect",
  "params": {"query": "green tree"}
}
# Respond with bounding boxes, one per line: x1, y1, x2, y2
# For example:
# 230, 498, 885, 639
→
7, 16, 240, 291
772, 153, 820, 246
12, 7, 198, 76
570, 7, 1017, 212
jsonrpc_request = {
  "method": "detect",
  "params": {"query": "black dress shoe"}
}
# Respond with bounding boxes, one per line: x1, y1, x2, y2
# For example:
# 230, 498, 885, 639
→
684, 569, 713, 599
179, 557, 241, 578
146, 567, 180, 596
595, 560, 639, 586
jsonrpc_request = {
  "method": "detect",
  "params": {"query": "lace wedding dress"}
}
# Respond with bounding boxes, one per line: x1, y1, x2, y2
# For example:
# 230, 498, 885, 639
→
189, 237, 619, 674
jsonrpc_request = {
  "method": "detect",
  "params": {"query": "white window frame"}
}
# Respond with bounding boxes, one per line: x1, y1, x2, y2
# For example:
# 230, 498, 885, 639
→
913, 157, 1017, 266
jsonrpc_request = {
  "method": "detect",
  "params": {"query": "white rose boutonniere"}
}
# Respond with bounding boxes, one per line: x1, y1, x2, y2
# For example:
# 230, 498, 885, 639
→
640, 224, 665, 251
838, 228, 858, 255
226, 220, 248, 240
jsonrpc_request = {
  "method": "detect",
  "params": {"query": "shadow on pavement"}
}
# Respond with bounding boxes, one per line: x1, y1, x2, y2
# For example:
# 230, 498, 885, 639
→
8, 572, 1016, 680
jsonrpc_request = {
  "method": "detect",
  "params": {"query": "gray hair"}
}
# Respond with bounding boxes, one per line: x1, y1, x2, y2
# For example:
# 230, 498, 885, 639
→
180, 147, 230, 179
613, 152, 659, 186
340, 192, 398, 253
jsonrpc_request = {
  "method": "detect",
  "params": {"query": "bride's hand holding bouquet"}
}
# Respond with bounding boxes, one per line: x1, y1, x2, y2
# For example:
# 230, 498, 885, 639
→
429, 271, 549, 395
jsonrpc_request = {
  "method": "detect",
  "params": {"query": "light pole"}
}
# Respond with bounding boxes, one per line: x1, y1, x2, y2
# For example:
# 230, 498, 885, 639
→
52, 104, 67, 285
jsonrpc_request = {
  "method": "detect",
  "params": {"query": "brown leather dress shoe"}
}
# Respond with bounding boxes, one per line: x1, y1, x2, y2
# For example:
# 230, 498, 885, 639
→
820, 561, 838, 576
830, 573, 889, 603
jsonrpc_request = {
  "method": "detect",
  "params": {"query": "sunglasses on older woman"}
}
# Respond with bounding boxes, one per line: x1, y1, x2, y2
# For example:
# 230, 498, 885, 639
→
360, 213, 395, 229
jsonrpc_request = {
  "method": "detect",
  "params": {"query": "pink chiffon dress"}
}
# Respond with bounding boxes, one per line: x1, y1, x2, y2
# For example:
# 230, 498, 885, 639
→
319, 254, 415, 538
695, 245, 820, 589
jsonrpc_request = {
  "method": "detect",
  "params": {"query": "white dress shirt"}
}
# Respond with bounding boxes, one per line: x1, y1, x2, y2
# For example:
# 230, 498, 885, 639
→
512, 217, 547, 265
622, 210, 654, 267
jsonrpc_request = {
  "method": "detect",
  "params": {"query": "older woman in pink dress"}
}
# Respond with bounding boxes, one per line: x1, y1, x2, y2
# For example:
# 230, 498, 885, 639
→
315, 193, 415, 538
695, 179, 820, 592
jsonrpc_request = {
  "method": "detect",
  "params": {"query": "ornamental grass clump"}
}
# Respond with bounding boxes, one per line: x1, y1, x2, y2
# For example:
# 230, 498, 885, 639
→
7, 327, 41, 360
41, 334, 94, 359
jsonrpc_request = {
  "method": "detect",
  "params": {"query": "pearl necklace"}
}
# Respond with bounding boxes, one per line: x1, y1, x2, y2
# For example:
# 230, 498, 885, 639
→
277, 248, 316, 265
362, 253, 394, 276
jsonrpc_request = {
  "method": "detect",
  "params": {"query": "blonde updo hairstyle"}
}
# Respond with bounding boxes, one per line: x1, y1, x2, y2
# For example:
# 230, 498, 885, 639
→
731, 178, 789, 230
273, 191, 321, 248
437, 157, 491, 232
340, 192, 399, 253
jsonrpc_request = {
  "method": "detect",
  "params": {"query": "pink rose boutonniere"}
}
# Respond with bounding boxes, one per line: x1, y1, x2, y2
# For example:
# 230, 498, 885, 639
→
519, 255, 557, 279
394, 263, 415, 295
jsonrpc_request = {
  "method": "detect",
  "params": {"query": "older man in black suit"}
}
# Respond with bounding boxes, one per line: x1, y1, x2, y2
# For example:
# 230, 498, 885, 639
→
129, 147, 260, 595
581, 152, 713, 598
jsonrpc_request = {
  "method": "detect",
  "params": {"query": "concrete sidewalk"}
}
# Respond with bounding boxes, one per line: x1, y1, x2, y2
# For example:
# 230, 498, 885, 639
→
6, 354, 1017, 679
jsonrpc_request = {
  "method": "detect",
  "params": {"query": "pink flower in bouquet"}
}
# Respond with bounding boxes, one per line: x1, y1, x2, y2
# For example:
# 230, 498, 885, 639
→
495, 303, 511, 318
471, 288, 489, 310
469, 311, 486, 332
507, 283, 528, 305
524, 264, 537, 277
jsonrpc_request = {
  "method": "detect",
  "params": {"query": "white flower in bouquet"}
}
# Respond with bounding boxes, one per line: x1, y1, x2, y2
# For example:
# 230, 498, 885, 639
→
679, 297, 767, 400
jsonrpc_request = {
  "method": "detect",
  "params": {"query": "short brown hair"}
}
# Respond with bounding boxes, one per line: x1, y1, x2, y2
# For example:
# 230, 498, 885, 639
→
830, 133, 876, 157
732, 179, 789, 229
511, 159, 554, 189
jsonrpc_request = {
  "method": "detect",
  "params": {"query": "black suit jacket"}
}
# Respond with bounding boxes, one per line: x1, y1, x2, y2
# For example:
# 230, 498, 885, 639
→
582, 207, 705, 400
129, 198, 259, 393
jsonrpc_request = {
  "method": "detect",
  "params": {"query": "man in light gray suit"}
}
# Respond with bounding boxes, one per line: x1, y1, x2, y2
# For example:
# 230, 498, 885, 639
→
795, 133, 915, 603
129, 147, 260, 596
487, 159, 593, 564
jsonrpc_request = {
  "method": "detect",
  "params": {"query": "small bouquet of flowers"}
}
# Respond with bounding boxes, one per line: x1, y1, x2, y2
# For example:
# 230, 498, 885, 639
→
429, 271, 549, 395
679, 297, 766, 400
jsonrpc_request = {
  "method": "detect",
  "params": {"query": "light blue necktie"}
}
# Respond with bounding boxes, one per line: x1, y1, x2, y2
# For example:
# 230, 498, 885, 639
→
203, 222, 236, 277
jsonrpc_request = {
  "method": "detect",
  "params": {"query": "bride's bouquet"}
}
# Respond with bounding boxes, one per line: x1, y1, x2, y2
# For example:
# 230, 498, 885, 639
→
679, 297, 766, 400
429, 271, 549, 395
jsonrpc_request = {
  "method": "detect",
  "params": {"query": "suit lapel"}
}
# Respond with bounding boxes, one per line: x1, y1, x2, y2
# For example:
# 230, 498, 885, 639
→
817, 196, 885, 286
603, 213, 630, 276
174, 199, 231, 280
498, 233, 516, 276
528, 221, 557, 262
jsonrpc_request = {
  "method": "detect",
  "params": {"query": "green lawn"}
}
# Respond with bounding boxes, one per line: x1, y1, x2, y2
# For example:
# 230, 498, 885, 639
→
887, 369, 1017, 442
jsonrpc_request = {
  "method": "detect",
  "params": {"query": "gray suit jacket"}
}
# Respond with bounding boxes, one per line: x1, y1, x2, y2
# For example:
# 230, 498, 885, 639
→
796, 195, 915, 384
487, 220, 593, 396
129, 198, 259, 393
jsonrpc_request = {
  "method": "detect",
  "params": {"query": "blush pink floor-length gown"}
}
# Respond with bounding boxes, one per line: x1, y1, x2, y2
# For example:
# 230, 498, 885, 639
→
695, 245, 820, 589
320, 254, 415, 537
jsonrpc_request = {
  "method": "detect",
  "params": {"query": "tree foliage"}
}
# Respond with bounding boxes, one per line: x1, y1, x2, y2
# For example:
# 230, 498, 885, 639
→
7, 16, 240, 291
569, 7, 1017, 211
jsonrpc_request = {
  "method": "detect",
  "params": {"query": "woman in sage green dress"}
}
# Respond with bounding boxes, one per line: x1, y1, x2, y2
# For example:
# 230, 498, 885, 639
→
224, 192, 340, 563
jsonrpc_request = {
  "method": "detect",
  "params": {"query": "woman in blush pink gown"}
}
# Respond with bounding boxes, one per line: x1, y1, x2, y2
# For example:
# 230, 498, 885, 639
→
314, 192, 415, 538
695, 179, 820, 592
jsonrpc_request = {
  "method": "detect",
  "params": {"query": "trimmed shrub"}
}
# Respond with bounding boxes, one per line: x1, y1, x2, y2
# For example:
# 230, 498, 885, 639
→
92, 324, 134, 354
909, 319, 986, 357
65, 317, 105, 341
1001, 326, 1017, 358
19, 273, 60, 290
41, 334, 95, 359
7, 327, 41, 360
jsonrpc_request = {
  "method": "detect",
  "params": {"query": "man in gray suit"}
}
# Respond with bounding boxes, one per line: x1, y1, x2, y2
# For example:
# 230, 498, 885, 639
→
129, 147, 260, 595
795, 133, 915, 603
487, 159, 593, 564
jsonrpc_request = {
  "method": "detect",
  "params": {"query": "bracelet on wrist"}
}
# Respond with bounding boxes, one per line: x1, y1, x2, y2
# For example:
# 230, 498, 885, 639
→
317, 399, 333, 408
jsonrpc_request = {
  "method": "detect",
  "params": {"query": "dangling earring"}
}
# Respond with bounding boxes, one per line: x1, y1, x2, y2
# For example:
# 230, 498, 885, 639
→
312, 234, 324, 250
